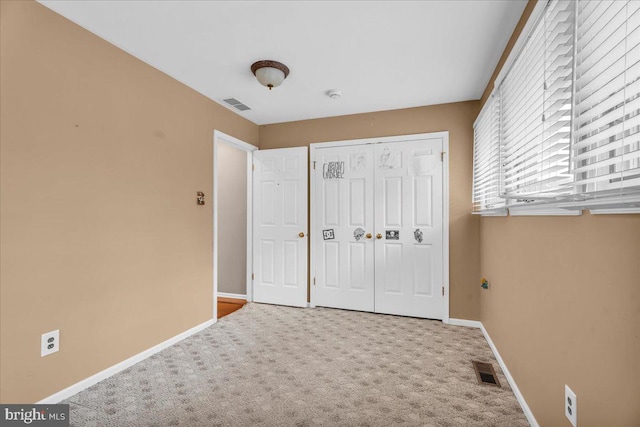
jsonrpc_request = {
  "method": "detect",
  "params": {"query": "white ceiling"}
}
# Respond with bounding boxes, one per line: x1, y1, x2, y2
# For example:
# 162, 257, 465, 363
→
38, 1, 527, 125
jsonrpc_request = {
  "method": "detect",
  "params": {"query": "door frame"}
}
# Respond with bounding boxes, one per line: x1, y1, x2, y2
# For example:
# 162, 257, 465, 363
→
309, 131, 450, 321
212, 130, 258, 320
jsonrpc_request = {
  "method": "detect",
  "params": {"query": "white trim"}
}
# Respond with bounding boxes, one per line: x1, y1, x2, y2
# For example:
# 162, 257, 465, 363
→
493, 0, 548, 90
473, 209, 509, 217
590, 208, 640, 215
309, 150, 317, 309
217, 292, 247, 300
246, 148, 254, 302
213, 130, 258, 320
309, 132, 450, 322
508, 208, 582, 216
444, 318, 482, 328
309, 132, 450, 151
442, 135, 450, 322
214, 130, 258, 152
36, 318, 215, 404
480, 324, 540, 427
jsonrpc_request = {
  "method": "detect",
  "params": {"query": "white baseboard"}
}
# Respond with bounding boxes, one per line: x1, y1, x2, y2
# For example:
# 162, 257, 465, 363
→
36, 318, 216, 404
480, 324, 539, 427
217, 292, 247, 300
445, 318, 482, 328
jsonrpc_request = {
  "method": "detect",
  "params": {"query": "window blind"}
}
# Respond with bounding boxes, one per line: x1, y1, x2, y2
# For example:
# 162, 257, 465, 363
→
572, 0, 640, 197
499, 0, 575, 201
472, 95, 503, 212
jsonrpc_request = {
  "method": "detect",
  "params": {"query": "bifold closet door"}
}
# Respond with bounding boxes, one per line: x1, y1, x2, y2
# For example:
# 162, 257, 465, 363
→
373, 139, 444, 319
313, 145, 375, 311
313, 138, 445, 319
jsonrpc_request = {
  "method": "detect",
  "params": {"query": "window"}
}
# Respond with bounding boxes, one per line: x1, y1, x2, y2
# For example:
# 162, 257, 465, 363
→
499, 0, 574, 203
472, 95, 504, 213
572, 0, 640, 203
472, 0, 640, 214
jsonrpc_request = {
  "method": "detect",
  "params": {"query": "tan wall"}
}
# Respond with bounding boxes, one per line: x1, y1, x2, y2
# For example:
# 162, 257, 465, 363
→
478, 1, 640, 425
0, 1, 258, 403
217, 143, 248, 296
259, 101, 481, 320
480, 214, 640, 426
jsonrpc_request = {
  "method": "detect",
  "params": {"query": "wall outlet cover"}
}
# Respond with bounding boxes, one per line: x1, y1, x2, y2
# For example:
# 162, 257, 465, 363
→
41, 329, 60, 357
565, 384, 577, 427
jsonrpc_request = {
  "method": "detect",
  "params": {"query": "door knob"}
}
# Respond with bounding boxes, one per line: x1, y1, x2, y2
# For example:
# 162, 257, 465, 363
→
298, 232, 305, 238
366, 233, 372, 239
376, 233, 382, 239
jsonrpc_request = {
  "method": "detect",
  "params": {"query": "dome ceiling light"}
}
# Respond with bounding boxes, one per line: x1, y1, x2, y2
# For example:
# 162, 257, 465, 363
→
251, 60, 290, 90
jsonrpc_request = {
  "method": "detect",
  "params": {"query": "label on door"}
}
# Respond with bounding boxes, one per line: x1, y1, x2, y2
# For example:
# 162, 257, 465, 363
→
385, 230, 399, 240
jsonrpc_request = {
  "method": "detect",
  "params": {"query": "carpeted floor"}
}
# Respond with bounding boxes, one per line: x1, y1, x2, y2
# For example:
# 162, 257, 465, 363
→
64, 303, 528, 426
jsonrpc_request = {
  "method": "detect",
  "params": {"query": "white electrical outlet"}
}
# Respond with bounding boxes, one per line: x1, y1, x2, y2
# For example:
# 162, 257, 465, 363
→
565, 385, 577, 427
41, 330, 59, 357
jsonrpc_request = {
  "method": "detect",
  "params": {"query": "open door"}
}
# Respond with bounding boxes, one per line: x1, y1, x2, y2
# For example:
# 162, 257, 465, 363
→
252, 147, 308, 307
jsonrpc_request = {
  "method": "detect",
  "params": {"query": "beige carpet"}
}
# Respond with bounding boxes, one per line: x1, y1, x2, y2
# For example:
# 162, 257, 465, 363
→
64, 303, 529, 426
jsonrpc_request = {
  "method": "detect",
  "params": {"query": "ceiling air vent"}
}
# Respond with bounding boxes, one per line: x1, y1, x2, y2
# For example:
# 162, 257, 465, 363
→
223, 98, 251, 112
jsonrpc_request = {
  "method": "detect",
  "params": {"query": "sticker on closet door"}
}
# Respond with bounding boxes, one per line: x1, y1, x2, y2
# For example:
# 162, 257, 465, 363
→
322, 229, 335, 240
409, 153, 436, 176
378, 148, 401, 169
323, 161, 345, 179
350, 152, 367, 171
353, 227, 365, 241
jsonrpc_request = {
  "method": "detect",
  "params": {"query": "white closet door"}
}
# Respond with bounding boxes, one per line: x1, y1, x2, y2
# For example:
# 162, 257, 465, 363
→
253, 147, 308, 308
313, 145, 375, 311
374, 139, 444, 319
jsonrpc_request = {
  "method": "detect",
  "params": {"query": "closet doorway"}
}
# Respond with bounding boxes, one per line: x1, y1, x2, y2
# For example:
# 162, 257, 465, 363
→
310, 132, 449, 320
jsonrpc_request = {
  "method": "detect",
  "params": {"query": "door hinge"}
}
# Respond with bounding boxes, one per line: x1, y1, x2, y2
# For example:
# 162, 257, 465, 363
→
251, 273, 254, 280
441, 152, 446, 161
313, 277, 316, 286
442, 286, 445, 296
252, 164, 255, 171
313, 161, 316, 170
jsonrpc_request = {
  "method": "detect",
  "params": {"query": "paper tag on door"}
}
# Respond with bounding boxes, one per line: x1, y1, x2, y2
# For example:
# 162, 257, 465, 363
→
409, 154, 436, 176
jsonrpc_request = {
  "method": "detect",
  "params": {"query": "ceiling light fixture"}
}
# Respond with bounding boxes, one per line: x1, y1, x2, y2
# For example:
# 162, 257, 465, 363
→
251, 60, 290, 90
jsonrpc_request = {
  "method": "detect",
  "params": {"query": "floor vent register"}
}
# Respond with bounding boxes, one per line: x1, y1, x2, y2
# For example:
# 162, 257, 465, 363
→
472, 360, 501, 387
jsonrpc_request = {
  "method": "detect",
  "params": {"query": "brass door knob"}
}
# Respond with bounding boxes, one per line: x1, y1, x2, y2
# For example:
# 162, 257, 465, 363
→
298, 232, 305, 238
366, 233, 372, 239
376, 233, 383, 239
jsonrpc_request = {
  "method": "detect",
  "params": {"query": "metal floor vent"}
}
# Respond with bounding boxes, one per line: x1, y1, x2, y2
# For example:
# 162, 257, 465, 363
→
472, 360, 501, 387
223, 98, 251, 111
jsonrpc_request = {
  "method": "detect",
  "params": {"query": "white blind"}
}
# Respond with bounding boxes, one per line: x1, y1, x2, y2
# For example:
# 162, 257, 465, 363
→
500, 0, 575, 201
473, 95, 503, 212
572, 0, 640, 197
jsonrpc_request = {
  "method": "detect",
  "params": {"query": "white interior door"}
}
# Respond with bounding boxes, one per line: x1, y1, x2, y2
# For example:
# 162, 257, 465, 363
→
253, 147, 308, 308
374, 139, 444, 319
313, 145, 375, 311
